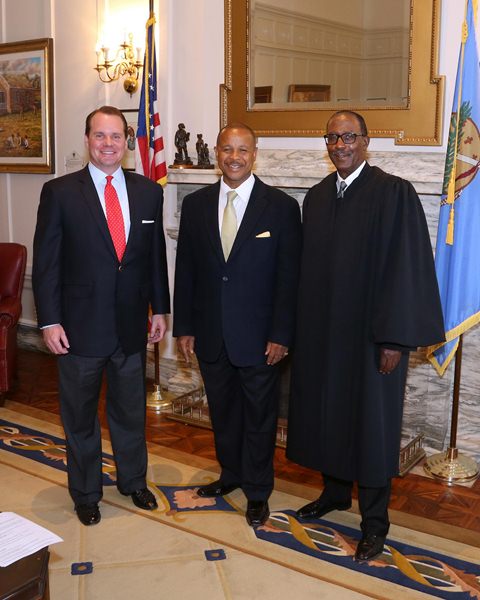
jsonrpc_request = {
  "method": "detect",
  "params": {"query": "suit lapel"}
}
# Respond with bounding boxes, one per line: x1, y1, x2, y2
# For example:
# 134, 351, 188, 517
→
78, 167, 117, 260
124, 170, 137, 259
228, 176, 268, 261
202, 181, 225, 263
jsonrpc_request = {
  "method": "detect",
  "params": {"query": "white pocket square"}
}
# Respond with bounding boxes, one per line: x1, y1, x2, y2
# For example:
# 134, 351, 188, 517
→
256, 231, 271, 238
142, 220, 155, 224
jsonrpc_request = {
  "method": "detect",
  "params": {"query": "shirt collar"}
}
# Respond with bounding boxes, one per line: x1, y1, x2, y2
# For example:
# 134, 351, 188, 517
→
337, 161, 366, 189
88, 162, 125, 186
220, 173, 255, 202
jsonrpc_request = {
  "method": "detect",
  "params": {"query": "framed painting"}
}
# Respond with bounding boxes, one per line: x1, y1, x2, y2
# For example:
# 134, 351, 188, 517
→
0, 38, 54, 173
121, 109, 138, 171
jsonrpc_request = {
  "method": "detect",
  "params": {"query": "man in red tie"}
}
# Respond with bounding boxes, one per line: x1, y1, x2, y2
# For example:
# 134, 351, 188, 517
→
32, 106, 170, 526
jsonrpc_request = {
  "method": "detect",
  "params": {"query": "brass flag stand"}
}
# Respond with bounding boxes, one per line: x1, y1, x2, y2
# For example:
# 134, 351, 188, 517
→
146, 342, 172, 412
424, 335, 479, 484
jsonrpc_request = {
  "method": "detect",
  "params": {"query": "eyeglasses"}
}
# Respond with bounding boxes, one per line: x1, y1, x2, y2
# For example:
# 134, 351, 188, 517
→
324, 132, 365, 145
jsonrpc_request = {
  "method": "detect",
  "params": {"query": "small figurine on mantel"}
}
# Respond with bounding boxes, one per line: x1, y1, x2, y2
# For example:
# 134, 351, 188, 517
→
195, 133, 205, 162
172, 123, 193, 167
204, 143, 212, 166
193, 133, 214, 169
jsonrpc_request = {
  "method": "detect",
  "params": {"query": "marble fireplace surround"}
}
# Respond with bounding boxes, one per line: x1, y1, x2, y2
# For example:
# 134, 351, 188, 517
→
167, 150, 480, 465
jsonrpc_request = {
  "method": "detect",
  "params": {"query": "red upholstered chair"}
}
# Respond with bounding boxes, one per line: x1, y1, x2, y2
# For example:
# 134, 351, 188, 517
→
0, 243, 27, 400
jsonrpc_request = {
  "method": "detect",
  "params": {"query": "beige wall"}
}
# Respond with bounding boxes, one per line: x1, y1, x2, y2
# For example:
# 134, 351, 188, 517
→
253, 0, 364, 26
363, 0, 410, 29
254, 0, 408, 29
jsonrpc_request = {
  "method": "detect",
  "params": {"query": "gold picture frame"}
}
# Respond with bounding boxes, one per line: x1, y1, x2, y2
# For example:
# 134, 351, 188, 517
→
0, 38, 54, 173
221, 0, 445, 145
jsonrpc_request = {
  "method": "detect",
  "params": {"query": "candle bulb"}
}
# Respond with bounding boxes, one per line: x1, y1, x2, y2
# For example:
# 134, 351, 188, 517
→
136, 47, 143, 63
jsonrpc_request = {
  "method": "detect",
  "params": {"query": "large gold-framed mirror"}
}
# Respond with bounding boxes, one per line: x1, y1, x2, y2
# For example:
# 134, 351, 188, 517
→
221, 0, 444, 144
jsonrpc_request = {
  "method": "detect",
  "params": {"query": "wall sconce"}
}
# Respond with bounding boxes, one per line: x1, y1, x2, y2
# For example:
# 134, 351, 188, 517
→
95, 33, 143, 95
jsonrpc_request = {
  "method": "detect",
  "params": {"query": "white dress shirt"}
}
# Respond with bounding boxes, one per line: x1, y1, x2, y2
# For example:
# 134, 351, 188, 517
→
88, 163, 131, 239
218, 173, 256, 235
336, 160, 366, 196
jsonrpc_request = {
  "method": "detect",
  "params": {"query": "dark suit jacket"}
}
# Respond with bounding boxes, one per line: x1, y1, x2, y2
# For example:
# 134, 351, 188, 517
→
173, 176, 302, 366
32, 166, 170, 357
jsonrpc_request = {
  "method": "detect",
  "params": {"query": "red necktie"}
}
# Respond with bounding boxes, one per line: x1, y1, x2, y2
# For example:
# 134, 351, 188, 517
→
104, 175, 126, 261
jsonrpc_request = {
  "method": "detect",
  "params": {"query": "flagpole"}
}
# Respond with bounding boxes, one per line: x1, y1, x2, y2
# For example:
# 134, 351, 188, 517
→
144, 0, 172, 412
424, 335, 479, 484
445, 0, 469, 245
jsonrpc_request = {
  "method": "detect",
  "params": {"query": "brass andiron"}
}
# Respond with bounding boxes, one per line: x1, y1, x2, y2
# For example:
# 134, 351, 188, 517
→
424, 335, 479, 484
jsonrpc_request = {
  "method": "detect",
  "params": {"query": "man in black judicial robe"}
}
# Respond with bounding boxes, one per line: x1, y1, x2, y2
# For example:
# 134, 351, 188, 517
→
286, 111, 444, 562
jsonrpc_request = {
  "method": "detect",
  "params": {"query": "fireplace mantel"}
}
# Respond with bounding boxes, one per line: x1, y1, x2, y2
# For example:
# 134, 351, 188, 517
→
167, 150, 445, 195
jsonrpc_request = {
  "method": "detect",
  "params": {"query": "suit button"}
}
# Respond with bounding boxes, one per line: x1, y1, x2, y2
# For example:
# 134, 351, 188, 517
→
222, 276, 228, 282
118, 265, 123, 271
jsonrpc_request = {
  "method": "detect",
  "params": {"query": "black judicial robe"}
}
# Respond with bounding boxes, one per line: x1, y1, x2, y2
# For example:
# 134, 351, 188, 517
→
286, 164, 444, 487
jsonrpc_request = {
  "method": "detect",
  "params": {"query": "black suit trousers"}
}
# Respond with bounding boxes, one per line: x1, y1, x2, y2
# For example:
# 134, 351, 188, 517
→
322, 473, 391, 536
58, 347, 148, 505
198, 346, 280, 501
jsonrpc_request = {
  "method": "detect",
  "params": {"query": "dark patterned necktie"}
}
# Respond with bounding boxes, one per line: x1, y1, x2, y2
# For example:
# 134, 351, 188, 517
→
105, 175, 126, 261
337, 181, 347, 199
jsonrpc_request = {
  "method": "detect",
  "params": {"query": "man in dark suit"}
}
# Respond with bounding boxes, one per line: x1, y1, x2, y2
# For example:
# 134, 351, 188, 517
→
173, 123, 301, 527
32, 106, 170, 526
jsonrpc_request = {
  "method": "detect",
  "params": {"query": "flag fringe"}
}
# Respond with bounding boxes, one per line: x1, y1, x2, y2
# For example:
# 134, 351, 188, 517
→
426, 309, 480, 375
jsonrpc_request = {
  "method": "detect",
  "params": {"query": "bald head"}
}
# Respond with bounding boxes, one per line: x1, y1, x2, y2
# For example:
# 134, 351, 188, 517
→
216, 123, 257, 147
326, 110, 368, 136
215, 123, 258, 189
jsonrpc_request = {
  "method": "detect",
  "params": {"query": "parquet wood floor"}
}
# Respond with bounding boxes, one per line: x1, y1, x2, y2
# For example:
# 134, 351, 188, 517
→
5, 348, 480, 537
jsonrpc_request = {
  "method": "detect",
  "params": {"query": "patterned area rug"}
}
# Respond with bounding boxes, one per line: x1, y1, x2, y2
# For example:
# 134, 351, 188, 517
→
1, 407, 479, 600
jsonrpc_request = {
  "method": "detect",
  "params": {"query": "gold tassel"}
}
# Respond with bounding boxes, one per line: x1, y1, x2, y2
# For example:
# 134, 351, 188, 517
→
446, 206, 455, 245
445, 166, 456, 245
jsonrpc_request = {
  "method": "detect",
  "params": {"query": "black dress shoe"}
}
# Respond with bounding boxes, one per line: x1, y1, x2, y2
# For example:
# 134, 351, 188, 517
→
196, 480, 239, 497
125, 488, 158, 510
246, 500, 269, 527
296, 496, 351, 519
75, 502, 101, 526
355, 533, 386, 562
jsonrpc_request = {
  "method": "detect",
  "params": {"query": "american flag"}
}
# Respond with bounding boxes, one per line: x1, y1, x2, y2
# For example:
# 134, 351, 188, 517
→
135, 13, 167, 186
